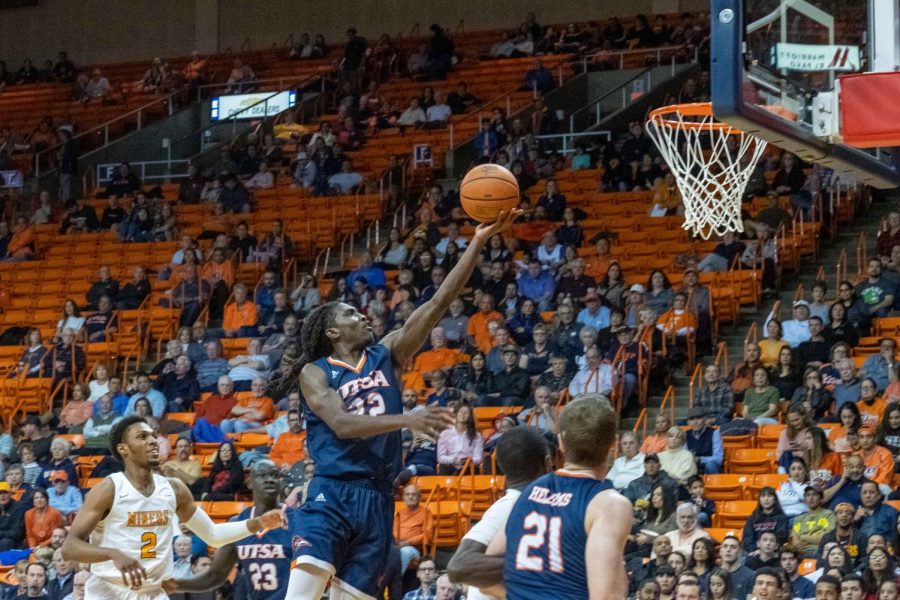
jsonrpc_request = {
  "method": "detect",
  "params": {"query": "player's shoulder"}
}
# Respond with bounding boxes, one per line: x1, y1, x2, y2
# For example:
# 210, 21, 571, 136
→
586, 488, 633, 523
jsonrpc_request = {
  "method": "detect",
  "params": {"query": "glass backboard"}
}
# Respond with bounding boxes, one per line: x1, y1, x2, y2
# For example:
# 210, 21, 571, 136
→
710, 0, 900, 188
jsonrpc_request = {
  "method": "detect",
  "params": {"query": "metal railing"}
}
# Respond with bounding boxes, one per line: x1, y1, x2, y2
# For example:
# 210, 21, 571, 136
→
95, 159, 191, 186
533, 131, 612, 155
35, 90, 179, 179
194, 72, 330, 102
578, 42, 702, 74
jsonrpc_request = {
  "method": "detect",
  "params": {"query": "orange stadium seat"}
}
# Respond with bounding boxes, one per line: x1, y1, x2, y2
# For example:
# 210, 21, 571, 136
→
715, 501, 757, 529
728, 449, 777, 475
703, 474, 750, 501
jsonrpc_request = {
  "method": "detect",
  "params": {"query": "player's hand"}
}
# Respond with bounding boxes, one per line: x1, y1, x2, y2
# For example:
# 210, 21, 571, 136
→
112, 550, 147, 590
252, 508, 287, 533
405, 406, 454, 438
473, 209, 522, 242
161, 579, 179, 594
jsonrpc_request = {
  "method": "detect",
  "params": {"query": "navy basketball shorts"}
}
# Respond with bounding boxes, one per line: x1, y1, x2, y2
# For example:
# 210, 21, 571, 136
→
290, 476, 394, 599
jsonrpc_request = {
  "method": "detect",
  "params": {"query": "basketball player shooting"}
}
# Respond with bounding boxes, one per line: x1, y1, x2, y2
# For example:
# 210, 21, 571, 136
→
486, 395, 633, 600
61, 416, 286, 600
286, 209, 520, 600
163, 459, 292, 599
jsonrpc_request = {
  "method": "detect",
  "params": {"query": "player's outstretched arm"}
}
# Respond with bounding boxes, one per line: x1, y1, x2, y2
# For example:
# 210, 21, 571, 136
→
300, 363, 452, 439
381, 209, 520, 365
170, 478, 285, 545
585, 491, 633, 600
61, 479, 148, 589
447, 539, 505, 588
162, 543, 237, 594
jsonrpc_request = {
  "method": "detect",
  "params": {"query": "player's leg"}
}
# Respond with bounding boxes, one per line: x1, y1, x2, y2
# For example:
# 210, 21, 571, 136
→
329, 486, 394, 600
286, 564, 330, 600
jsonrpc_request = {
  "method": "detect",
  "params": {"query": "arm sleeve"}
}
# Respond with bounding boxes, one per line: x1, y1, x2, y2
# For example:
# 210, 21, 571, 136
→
184, 505, 254, 547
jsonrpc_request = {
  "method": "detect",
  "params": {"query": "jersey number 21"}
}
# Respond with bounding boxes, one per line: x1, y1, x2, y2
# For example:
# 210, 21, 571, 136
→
515, 512, 564, 573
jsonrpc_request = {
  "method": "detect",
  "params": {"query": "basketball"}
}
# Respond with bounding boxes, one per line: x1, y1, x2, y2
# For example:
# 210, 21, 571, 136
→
459, 164, 520, 223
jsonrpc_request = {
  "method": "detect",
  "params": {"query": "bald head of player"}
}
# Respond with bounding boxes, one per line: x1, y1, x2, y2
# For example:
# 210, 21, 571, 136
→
301, 301, 374, 362
494, 426, 551, 487
248, 459, 281, 510
110, 415, 160, 469
557, 394, 618, 472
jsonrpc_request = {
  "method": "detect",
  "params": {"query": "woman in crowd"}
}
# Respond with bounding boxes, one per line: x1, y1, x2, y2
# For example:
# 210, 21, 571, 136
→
54, 299, 84, 339
11, 329, 48, 378
597, 261, 627, 308
25, 488, 64, 549
290, 273, 321, 318
201, 441, 244, 501
58, 382, 93, 433
824, 300, 859, 347
645, 270, 674, 316
791, 367, 834, 421
687, 537, 716, 579
632, 483, 678, 549
742, 367, 780, 424
758, 319, 789, 367
707, 568, 734, 600
769, 346, 801, 402
88, 364, 111, 402
801, 426, 843, 489
876, 403, 900, 472
742, 487, 789, 551
775, 404, 813, 462
451, 352, 494, 404
374, 227, 409, 268
830, 402, 862, 453
436, 403, 482, 475
861, 547, 896, 597
776, 456, 810, 517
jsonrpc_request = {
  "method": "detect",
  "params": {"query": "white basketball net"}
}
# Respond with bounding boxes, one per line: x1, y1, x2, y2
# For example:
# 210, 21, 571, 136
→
646, 105, 768, 239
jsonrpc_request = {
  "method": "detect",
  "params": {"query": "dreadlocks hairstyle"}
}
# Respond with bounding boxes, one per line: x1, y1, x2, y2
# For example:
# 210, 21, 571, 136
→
300, 301, 342, 363
110, 415, 148, 461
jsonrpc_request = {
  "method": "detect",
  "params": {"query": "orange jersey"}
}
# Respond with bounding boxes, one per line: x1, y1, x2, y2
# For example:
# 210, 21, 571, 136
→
857, 397, 887, 426
223, 301, 259, 331
412, 347, 465, 375
657, 309, 698, 336
269, 430, 306, 467
236, 395, 275, 422
857, 446, 895, 485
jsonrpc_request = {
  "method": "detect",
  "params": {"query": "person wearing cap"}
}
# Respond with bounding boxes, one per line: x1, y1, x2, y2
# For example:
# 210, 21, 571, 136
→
854, 479, 898, 540
622, 452, 680, 503
0, 481, 24, 550
685, 407, 723, 474
790, 486, 835, 556
856, 424, 895, 494
765, 301, 812, 349
624, 284, 648, 328
575, 291, 610, 331
818, 502, 866, 567
485, 345, 529, 406
46, 471, 82, 517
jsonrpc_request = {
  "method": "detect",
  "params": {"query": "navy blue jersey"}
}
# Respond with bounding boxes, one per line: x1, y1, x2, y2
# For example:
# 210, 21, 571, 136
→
504, 470, 613, 600
307, 344, 403, 482
231, 506, 293, 600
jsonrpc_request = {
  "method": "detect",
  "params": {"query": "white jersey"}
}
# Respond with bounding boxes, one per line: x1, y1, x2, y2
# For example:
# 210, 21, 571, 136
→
90, 472, 177, 591
461, 489, 521, 600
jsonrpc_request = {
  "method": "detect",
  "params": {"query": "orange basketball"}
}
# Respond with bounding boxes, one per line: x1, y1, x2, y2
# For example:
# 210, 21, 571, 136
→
459, 164, 520, 223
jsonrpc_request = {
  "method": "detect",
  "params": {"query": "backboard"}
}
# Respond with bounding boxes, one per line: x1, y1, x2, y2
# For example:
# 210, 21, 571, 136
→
710, 0, 900, 188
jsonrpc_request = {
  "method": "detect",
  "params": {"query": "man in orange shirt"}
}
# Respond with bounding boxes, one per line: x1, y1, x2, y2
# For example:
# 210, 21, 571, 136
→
412, 327, 465, 376
856, 424, 894, 495
269, 409, 306, 470
467, 294, 503, 353
222, 283, 258, 338
201, 247, 235, 288
219, 377, 274, 434
393, 484, 433, 574
584, 236, 618, 280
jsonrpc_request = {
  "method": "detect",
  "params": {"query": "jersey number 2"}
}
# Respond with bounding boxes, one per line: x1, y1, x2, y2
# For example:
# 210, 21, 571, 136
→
515, 512, 564, 573
140, 532, 157, 559
248, 563, 279, 591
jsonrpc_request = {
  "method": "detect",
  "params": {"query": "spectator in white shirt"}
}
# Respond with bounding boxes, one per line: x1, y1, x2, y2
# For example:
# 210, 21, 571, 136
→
397, 98, 426, 128
293, 151, 317, 188
425, 91, 452, 126
327, 160, 364, 194
245, 161, 274, 189
765, 300, 812, 348
568, 346, 612, 398
435, 222, 468, 259
607, 431, 645, 489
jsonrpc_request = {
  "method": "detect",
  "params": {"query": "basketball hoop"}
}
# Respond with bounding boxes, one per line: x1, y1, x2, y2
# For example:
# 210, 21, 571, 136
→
645, 102, 768, 239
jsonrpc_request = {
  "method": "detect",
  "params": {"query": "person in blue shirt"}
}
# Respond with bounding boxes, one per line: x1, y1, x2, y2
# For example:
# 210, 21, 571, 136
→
855, 480, 899, 539
576, 292, 610, 330
347, 250, 387, 289
517, 259, 555, 311
860, 338, 896, 391
46, 471, 82, 517
825, 454, 866, 509
165, 459, 294, 599
779, 545, 815, 599
125, 373, 166, 418
522, 59, 555, 94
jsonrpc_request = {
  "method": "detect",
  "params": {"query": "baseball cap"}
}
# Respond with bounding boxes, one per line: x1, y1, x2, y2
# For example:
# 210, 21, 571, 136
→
793, 299, 810, 308
629, 284, 646, 294
0, 482, 10, 493
50, 470, 68, 483
502, 344, 520, 355
687, 406, 707, 419
804, 484, 823, 496
644, 453, 660, 463
585, 292, 599, 302
858, 423, 876, 434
